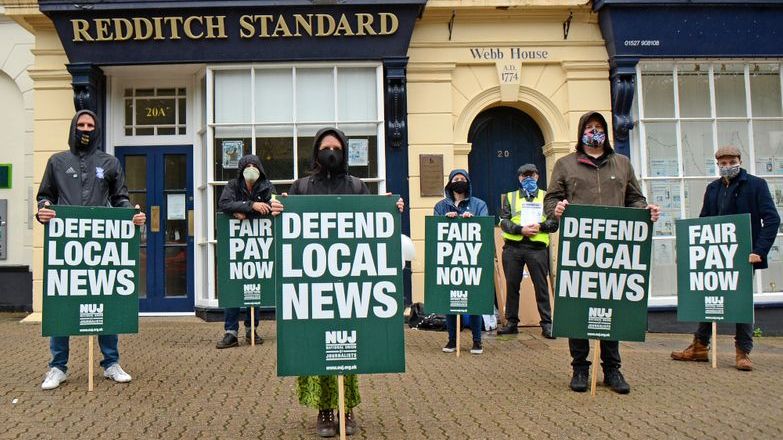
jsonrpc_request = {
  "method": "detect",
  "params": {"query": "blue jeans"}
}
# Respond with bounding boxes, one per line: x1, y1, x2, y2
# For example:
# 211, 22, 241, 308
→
224, 308, 260, 334
49, 335, 119, 373
446, 314, 482, 342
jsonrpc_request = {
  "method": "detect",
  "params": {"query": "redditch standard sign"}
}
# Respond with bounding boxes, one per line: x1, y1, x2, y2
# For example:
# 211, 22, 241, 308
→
275, 195, 404, 377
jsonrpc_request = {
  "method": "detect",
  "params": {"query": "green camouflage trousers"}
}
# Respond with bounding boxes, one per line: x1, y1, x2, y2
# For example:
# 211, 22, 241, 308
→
296, 375, 360, 410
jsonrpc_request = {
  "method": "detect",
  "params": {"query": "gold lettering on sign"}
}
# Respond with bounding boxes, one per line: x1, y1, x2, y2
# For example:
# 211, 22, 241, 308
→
69, 12, 399, 42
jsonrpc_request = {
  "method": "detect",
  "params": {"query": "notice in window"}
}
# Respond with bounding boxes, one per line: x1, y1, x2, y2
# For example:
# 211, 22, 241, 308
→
348, 138, 369, 167
167, 194, 186, 220
222, 140, 243, 169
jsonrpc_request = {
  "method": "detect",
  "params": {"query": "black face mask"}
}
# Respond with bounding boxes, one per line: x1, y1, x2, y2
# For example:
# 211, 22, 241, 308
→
318, 149, 343, 171
75, 129, 93, 149
448, 181, 469, 194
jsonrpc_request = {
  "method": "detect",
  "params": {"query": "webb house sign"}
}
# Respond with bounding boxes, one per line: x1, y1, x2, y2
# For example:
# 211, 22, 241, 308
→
39, 0, 427, 64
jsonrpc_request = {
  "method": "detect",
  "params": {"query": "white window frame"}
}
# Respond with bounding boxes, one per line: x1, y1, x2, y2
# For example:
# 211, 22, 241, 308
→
633, 60, 783, 307
203, 62, 386, 306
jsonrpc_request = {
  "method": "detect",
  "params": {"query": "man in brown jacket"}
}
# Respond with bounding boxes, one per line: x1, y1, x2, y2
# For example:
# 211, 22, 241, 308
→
544, 111, 660, 394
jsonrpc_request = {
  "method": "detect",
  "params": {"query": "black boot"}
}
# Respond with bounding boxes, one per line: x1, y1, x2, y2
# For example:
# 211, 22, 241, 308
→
316, 409, 337, 437
497, 323, 518, 335
570, 369, 588, 392
603, 369, 630, 394
245, 328, 263, 345
216, 333, 238, 349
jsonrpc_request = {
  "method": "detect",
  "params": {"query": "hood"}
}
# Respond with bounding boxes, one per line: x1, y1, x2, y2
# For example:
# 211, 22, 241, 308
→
236, 154, 268, 185
575, 111, 613, 154
68, 109, 102, 155
310, 127, 349, 175
444, 169, 472, 201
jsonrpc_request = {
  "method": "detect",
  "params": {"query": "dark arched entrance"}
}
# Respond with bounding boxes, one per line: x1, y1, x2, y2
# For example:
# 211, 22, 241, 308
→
468, 107, 546, 217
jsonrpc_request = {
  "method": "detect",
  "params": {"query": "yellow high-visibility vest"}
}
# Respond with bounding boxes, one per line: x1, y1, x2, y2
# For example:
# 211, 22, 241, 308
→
501, 189, 549, 246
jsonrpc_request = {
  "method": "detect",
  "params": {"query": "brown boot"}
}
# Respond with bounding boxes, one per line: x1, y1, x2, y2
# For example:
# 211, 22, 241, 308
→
671, 337, 709, 362
735, 348, 753, 371
316, 409, 336, 438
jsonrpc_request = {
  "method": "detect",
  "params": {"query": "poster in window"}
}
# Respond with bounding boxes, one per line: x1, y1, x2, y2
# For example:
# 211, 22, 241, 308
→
348, 138, 369, 167
649, 159, 678, 177
222, 140, 243, 169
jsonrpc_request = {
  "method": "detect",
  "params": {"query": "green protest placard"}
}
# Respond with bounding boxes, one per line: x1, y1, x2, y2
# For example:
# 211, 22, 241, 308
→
676, 214, 753, 323
552, 205, 653, 342
216, 213, 275, 308
423, 216, 495, 315
275, 195, 404, 377
43, 205, 140, 337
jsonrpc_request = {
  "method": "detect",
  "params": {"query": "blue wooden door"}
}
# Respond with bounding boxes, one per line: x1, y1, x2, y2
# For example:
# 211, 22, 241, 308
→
116, 146, 194, 313
468, 107, 546, 217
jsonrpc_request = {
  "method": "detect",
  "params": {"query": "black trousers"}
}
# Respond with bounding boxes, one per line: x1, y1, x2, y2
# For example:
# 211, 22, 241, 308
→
569, 339, 621, 372
501, 242, 552, 326
695, 322, 754, 353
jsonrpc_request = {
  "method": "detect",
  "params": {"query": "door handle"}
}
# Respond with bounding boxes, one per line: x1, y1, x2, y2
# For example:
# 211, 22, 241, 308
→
188, 209, 194, 237
151, 206, 160, 232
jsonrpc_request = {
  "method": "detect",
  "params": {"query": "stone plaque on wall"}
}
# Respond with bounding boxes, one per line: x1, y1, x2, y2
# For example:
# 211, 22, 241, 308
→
419, 154, 444, 197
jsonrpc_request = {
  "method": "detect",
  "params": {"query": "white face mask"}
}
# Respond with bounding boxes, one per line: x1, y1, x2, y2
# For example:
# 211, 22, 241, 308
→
243, 166, 260, 184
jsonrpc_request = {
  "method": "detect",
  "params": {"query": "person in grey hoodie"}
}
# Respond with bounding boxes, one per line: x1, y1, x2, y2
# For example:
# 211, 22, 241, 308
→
36, 109, 146, 390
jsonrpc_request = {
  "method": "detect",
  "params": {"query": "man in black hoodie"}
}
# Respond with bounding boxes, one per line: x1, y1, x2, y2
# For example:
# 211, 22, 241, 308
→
36, 110, 146, 390
216, 154, 276, 348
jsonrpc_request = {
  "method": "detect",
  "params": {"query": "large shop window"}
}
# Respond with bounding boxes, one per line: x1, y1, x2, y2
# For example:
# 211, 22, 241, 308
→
204, 64, 384, 301
633, 61, 783, 302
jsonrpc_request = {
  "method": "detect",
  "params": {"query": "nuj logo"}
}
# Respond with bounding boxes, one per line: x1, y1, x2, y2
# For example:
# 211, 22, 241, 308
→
80, 303, 103, 314
450, 291, 467, 299
705, 296, 724, 305
588, 307, 612, 319
244, 284, 261, 294
325, 330, 356, 344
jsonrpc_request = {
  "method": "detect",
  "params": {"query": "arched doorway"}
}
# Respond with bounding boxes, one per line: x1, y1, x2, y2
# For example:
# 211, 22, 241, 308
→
468, 107, 546, 217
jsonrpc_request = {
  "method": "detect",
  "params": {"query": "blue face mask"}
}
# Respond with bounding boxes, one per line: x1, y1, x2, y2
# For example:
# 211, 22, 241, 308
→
519, 176, 538, 194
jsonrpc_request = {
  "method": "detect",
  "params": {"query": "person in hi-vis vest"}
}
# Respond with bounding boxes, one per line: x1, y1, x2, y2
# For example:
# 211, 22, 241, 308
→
497, 164, 558, 339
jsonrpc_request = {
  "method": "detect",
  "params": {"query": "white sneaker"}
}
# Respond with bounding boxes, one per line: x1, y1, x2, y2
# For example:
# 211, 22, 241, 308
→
103, 364, 132, 383
41, 368, 67, 390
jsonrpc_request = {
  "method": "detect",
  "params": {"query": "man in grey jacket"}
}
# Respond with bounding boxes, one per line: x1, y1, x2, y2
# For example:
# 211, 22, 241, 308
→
36, 109, 146, 390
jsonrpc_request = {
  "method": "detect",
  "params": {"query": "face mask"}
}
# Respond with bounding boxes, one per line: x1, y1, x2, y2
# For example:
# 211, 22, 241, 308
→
75, 129, 93, 149
448, 181, 469, 195
581, 129, 606, 148
243, 166, 260, 184
719, 164, 741, 179
519, 176, 538, 194
318, 149, 344, 171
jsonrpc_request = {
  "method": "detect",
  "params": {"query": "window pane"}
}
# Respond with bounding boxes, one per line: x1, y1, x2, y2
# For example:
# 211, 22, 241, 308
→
753, 121, 783, 175
681, 122, 715, 176
124, 155, 146, 190
339, 123, 378, 178
214, 70, 251, 123
684, 179, 714, 219
715, 64, 747, 117
762, 236, 783, 293
647, 181, 681, 236
296, 125, 320, 178
650, 238, 677, 297
750, 64, 782, 117
766, 177, 783, 233
641, 63, 674, 118
124, 99, 133, 126
645, 122, 678, 177
337, 68, 377, 121
716, 121, 749, 161
296, 68, 334, 122
214, 126, 252, 182
255, 68, 293, 123
164, 154, 187, 190
678, 63, 711, 118
164, 246, 187, 296
256, 125, 294, 180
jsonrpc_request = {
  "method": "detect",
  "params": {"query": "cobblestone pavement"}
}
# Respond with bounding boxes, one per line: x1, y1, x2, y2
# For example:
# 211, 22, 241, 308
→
1, 313, 782, 439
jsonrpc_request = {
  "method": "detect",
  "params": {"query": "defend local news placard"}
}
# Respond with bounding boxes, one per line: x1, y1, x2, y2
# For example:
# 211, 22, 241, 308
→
552, 205, 653, 342
676, 214, 753, 323
423, 216, 495, 315
43, 206, 140, 337
216, 213, 275, 308
275, 195, 404, 377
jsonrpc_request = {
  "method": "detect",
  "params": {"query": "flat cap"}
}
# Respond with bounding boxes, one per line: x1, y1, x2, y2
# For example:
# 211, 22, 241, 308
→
715, 145, 741, 159
517, 163, 538, 176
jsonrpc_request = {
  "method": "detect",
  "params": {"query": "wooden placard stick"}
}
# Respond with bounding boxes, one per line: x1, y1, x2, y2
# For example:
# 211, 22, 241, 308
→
250, 307, 255, 347
712, 322, 717, 369
456, 314, 461, 357
590, 340, 601, 397
88, 335, 94, 392
337, 375, 347, 440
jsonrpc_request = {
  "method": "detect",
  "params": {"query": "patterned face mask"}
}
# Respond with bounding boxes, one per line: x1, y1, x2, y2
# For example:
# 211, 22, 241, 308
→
719, 164, 741, 179
519, 176, 538, 195
581, 129, 606, 148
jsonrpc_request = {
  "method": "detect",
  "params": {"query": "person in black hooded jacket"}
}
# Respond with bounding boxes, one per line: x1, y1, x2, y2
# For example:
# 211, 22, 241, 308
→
279, 127, 403, 438
36, 109, 146, 390
215, 154, 276, 348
